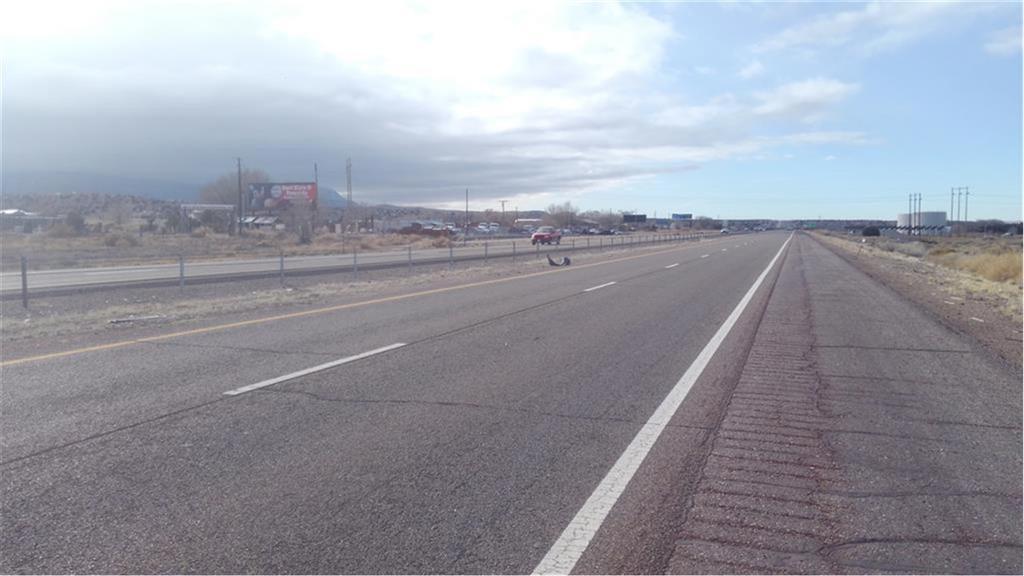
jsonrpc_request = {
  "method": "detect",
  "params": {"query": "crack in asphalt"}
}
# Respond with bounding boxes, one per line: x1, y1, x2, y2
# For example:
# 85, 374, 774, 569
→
812, 344, 975, 353
816, 489, 1021, 499
140, 339, 340, 357
255, 386, 714, 431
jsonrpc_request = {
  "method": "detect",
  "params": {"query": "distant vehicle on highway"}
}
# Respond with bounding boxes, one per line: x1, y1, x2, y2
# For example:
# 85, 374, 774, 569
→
531, 226, 562, 245
720, 228, 730, 234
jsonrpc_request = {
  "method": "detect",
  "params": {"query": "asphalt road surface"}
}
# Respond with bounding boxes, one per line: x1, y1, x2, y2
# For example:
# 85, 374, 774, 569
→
0, 233, 697, 293
2, 232, 1020, 574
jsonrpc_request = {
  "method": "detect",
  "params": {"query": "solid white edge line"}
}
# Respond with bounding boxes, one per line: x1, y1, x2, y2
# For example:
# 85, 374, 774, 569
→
583, 281, 617, 293
533, 233, 793, 575
223, 343, 407, 396
664, 263, 679, 269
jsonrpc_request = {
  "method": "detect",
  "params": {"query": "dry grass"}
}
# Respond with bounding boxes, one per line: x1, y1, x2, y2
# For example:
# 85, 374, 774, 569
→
845, 234, 1023, 285
2, 237, 657, 342
928, 251, 1022, 283
816, 232, 1022, 323
1, 230, 456, 271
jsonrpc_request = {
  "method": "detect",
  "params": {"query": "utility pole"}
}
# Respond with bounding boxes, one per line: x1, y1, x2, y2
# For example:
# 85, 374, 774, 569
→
346, 157, 353, 233
909, 192, 917, 235
917, 193, 922, 236
465, 189, 470, 235
957, 188, 962, 235
964, 187, 969, 233
499, 200, 507, 227
950, 188, 954, 235
236, 157, 243, 236
313, 162, 319, 234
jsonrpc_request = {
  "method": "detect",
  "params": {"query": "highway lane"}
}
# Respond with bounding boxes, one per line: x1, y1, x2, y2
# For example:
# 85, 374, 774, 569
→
1, 233, 784, 573
0, 233, 701, 293
6, 231, 1017, 574
1, 233, 757, 461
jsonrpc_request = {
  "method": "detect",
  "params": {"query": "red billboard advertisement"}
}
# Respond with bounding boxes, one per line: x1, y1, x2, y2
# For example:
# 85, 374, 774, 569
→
248, 182, 317, 210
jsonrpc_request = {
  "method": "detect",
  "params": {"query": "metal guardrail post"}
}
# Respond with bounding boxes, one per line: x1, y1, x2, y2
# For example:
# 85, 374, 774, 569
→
449, 243, 454, 270
353, 247, 359, 281
279, 250, 285, 286
20, 256, 28, 309
179, 254, 185, 292
484, 242, 488, 263
512, 241, 517, 264
535, 243, 540, 259
407, 246, 413, 275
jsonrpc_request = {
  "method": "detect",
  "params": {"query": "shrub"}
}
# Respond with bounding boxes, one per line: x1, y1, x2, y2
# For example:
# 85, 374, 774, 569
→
65, 211, 86, 233
47, 223, 77, 238
862, 226, 880, 237
103, 233, 141, 247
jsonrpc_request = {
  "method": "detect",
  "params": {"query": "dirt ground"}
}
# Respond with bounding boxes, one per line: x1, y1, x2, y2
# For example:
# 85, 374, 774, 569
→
813, 232, 1023, 369
0, 240, 683, 349
1, 230, 457, 271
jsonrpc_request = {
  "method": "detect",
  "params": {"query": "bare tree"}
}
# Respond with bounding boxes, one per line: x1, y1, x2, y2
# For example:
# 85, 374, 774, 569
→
199, 169, 271, 205
545, 201, 579, 229
580, 209, 621, 230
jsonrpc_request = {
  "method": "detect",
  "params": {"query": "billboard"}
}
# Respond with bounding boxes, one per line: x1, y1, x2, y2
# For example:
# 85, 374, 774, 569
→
671, 213, 692, 221
248, 182, 318, 210
623, 214, 647, 223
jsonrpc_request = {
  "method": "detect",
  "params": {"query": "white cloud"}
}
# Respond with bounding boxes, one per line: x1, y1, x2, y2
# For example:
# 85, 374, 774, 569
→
694, 66, 716, 75
738, 60, 765, 79
985, 26, 1022, 55
824, 155, 837, 161
754, 78, 859, 122
753, 2, 985, 55
3, 1, 873, 208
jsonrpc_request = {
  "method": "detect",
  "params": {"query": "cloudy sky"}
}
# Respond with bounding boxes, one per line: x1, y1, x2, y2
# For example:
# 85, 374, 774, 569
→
3, 1, 1021, 219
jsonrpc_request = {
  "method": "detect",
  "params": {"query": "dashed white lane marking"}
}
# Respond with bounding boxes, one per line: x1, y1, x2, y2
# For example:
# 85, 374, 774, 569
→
970, 316, 984, 323
223, 343, 407, 396
583, 281, 617, 293
664, 263, 679, 269
721, 248, 728, 252
700, 254, 709, 259
533, 234, 792, 575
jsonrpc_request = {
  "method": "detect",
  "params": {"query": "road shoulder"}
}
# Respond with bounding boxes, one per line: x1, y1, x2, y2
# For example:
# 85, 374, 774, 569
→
811, 232, 1022, 371
663, 233, 1021, 573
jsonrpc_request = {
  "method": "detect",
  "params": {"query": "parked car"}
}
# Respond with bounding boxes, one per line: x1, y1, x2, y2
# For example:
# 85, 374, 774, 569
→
720, 228, 730, 234
531, 226, 562, 245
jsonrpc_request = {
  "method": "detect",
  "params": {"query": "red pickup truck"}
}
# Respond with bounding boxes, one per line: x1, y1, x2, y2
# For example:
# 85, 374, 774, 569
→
531, 226, 562, 245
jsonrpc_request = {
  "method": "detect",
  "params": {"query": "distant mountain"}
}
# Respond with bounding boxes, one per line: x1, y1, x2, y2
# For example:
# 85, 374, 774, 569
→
317, 186, 349, 208
3, 171, 199, 201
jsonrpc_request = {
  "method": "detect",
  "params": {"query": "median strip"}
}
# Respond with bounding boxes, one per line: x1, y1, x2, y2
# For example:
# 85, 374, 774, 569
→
534, 233, 792, 575
223, 343, 407, 396
583, 281, 617, 293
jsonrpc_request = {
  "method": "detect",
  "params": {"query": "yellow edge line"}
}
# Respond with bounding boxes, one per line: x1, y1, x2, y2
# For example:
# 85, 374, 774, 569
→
1, 239, 721, 367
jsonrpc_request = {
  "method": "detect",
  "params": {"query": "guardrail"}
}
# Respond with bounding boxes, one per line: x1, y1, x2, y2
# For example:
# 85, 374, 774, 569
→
4, 232, 708, 305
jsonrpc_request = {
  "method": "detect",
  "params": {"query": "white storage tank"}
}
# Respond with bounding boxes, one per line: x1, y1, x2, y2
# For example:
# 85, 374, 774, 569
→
897, 211, 947, 235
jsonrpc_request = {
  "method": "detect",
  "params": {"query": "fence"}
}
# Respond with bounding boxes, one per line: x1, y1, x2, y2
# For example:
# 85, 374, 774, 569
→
5, 232, 708, 306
